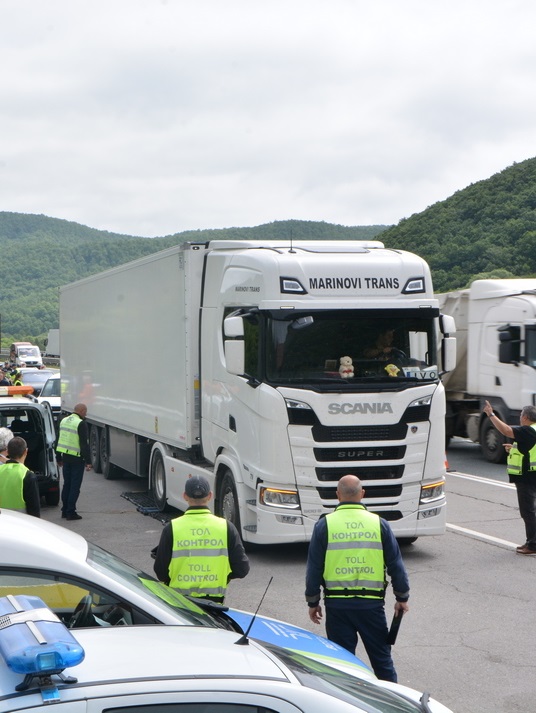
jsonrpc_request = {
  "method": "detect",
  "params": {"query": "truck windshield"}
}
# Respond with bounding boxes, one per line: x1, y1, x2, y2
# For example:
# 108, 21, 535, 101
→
263, 310, 438, 386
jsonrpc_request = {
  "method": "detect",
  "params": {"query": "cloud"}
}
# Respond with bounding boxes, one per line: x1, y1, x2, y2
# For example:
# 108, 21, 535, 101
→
1, 0, 536, 236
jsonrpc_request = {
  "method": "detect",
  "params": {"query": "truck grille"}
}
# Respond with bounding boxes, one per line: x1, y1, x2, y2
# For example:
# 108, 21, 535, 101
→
312, 423, 407, 441
314, 446, 406, 462
318, 484, 402, 499
316, 465, 404, 481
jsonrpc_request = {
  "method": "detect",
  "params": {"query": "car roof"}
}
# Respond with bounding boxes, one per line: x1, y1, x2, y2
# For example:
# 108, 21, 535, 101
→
19, 368, 55, 374
0, 626, 291, 710
0, 510, 88, 568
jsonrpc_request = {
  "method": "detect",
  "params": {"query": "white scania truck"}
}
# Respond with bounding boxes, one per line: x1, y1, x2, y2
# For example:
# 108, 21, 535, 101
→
438, 278, 536, 463
60, 240, 455, 545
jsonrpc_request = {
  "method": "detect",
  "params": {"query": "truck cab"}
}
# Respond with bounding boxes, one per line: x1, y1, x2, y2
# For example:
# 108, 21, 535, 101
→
0, 393, 59, 506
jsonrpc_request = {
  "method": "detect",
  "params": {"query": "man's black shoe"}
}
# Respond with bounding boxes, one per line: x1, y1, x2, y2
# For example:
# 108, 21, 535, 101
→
61, 513, 66, 518
66, 513, 82, 521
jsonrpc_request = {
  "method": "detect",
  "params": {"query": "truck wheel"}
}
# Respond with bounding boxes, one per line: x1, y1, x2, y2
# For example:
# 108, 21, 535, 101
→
44, 489, 60, 507
218, 470, 242, 537
89, 426, 101, 473
480, 418, 507, 463
100, 428, 120, 480
150, 450, 169, 511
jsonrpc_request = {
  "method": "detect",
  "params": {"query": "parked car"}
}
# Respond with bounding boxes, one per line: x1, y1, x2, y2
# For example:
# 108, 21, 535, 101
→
0, 396, 59, 505
0, 618, 453, 713
17, 367, 57, 397
37, 371, 61, 426
0, 510, 371, 679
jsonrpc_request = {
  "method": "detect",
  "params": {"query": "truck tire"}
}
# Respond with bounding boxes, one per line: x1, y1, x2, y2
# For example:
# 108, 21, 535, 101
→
99, 428, 121, 480
480, 417, 507, 463
217, 470, 242, 538
150, 450, 169, 511
44, 489, 60, 507
89, 426, 102, 473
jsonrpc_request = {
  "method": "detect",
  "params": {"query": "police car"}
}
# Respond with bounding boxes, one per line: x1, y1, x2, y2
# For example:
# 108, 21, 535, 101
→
0, 597, 453, 713
0, 512, 453, 711
0, 510, 373, 678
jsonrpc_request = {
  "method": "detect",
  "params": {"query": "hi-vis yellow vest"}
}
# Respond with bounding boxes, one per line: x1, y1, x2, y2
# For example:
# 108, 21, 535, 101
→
507, 425, 536, 475
57, 413, 82, 456
324, 504, 386, 599
0, 462, 28, 511
169, 509, 230, 602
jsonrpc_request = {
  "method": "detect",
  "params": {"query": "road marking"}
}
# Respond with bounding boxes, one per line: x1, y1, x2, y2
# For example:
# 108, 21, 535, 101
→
446, 471, 518, 549
447, 470, 514, 489
446, 523, 517, 550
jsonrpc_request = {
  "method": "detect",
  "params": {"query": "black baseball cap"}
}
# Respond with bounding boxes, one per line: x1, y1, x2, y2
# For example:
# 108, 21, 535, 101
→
185, 475, 210, 499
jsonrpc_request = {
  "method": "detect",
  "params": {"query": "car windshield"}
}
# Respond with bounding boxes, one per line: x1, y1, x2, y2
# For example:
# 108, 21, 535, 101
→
19, 347, 39, 357
87, 543, 220, 628
264, 643, 428, 712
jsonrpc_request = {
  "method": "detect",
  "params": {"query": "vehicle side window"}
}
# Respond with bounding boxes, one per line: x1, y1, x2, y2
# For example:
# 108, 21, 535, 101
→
0, 571, 155, 628
104, 706, 279, 713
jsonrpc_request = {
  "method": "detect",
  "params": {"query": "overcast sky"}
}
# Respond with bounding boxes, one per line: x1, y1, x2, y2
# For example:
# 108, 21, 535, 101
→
1, 0, 535, 237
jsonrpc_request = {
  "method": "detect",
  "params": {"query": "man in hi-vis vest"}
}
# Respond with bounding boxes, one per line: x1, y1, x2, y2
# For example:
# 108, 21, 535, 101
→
153, 475, 250, 603
305, 474, 409, 682
56, 403, 91, 521
484, 401, 536, 554
0, 436, 40, 517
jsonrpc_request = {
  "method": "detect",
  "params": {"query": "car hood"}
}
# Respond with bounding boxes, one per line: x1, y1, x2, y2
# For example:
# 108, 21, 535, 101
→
226, 607, 374, 678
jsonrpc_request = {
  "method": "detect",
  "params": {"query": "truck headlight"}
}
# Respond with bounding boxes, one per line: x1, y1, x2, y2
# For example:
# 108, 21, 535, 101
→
420, 481, 444, 503
260, 487, 300, 509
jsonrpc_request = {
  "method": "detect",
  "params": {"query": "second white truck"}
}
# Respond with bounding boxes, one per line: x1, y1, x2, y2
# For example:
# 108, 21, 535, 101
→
439, 278, 536, 462
60, 239, 455, 544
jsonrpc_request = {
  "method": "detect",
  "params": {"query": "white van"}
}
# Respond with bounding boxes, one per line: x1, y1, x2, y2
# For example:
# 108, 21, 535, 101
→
9, 342, 43, 367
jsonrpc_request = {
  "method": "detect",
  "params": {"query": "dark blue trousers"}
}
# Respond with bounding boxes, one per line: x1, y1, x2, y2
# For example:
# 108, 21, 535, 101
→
325, 603, 397, 682
61, 457, 85, 516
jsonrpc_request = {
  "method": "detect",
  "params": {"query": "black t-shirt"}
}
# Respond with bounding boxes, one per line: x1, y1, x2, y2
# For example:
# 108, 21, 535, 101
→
511, 425, 536, 483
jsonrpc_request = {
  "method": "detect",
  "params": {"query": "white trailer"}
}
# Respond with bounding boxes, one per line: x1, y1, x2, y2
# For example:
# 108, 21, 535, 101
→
439, 278, 536, 462
60, 240, 455, 545
44, 329, 60, 357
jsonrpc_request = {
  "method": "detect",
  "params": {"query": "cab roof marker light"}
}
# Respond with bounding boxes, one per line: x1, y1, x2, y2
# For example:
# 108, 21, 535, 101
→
402, 277, 425, 294
280, 277, 307, 294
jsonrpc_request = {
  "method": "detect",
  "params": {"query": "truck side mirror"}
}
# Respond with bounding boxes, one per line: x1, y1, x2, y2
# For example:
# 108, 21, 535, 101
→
498, 325, 521, 363
440, 314, 456, 335
224, 315, 245, 375
441, 336, 456, 373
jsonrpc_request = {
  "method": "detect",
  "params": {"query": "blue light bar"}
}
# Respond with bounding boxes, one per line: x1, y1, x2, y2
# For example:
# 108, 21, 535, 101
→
0, 594, 85, 676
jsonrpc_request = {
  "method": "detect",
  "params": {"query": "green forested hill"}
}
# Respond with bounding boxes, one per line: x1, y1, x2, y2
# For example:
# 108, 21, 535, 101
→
380, 156, 536, 292
0, 215, 387, 340
3, 154, 536, 343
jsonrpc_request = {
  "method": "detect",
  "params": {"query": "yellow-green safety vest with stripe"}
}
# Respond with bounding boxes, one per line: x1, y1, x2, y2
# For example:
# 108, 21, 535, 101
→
56, 413, 82, 456
507, 425, 536, 475
169, 509, 231, 602
323, 504, 386, 600
0, 461, 28, 511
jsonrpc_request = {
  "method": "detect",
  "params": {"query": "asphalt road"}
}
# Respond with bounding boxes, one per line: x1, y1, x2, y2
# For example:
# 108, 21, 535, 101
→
38, 443, 534, 713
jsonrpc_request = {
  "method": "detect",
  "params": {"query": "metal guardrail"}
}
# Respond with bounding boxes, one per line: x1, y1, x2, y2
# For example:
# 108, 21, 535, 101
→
0, 349, 59, 368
